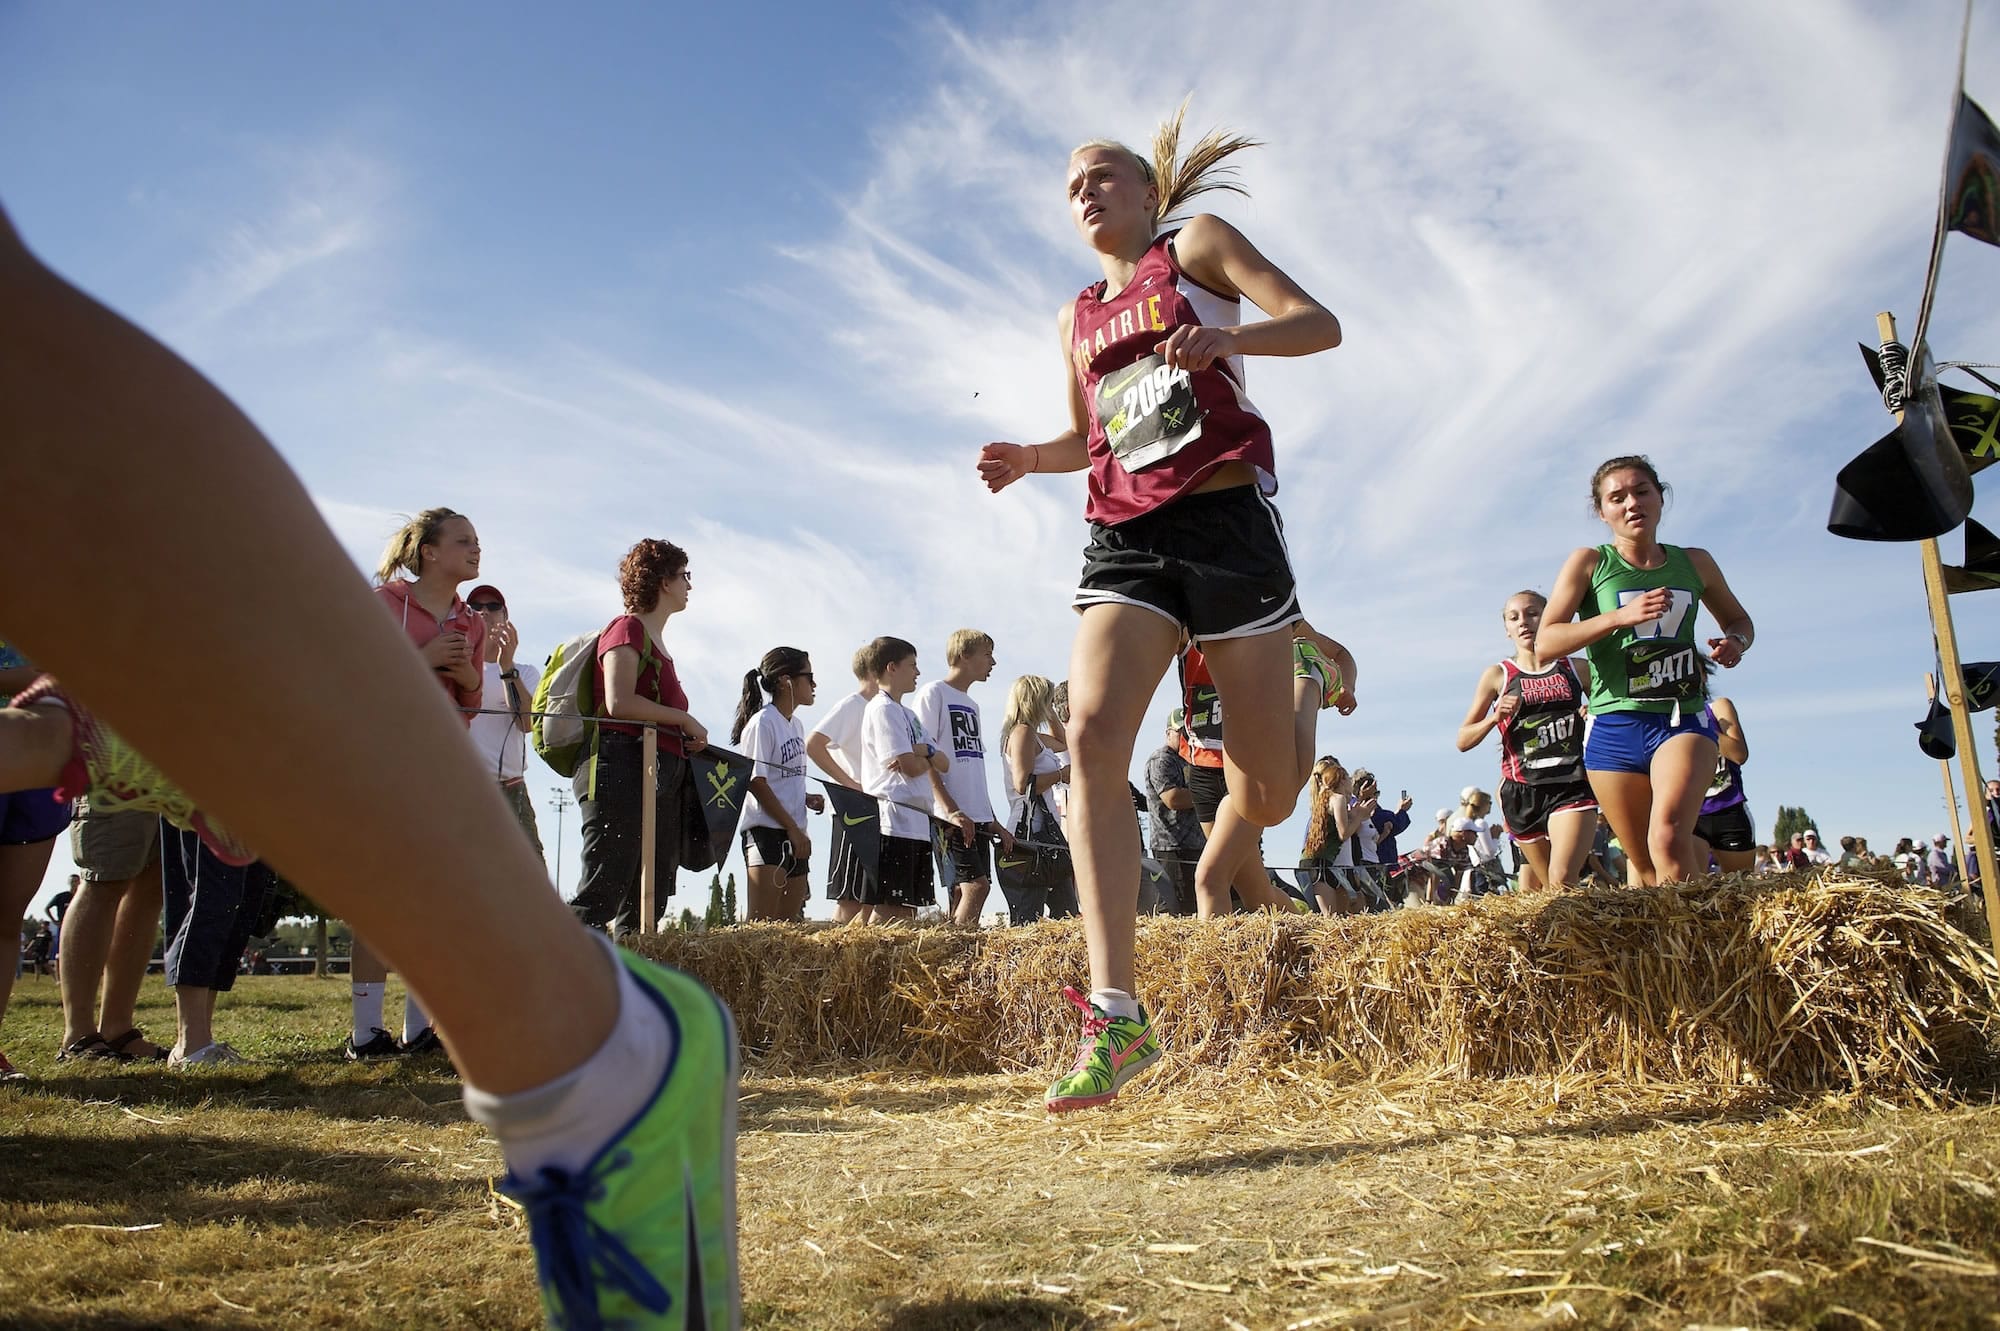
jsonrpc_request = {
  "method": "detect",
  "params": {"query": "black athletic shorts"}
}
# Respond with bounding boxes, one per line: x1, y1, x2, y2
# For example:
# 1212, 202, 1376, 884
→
1499, 777, 1599, 843
1073, 484, 1301, 641
935, 827, 992, 887
827, 816, 875, 902
1187, 763, 1228, 825
741, 826, 807, 877
1694, 802, 1756, 854
874, 834, 937, 910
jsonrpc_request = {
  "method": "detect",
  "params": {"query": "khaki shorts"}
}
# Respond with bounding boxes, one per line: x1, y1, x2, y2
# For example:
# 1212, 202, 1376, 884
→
502, 780, 544, 858
69, 805, 161, 881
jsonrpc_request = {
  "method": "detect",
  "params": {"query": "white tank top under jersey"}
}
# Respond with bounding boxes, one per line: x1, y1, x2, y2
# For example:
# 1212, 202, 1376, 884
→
1007, 733, 1064, 829
809, 689, 872, 784
909, 680, 996, 824
470, 660, 540, 780
739, 702, 807, 833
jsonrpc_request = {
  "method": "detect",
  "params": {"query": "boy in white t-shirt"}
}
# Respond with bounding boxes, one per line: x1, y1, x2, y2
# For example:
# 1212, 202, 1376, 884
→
859, 637, 949, 923
810, 643, 882, 921
910, 629, 1013, 927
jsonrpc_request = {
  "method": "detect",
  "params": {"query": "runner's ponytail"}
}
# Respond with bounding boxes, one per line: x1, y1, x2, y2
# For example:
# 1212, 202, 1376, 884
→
1149, 98, 1261, 226
730, 668, 763, 747
1072, 97, 1261, 234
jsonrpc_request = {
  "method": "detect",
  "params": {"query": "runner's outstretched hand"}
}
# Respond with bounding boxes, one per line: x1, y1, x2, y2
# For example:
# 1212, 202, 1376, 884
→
978, 442, 1030, 493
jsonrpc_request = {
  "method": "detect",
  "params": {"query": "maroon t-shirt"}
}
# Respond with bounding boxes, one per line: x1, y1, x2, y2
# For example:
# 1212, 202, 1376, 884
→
593, 614, 688, 755
1069, 229, 1275, 526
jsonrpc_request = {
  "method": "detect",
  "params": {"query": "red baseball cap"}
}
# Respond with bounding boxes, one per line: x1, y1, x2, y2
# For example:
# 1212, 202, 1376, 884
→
466, 584, 506, 608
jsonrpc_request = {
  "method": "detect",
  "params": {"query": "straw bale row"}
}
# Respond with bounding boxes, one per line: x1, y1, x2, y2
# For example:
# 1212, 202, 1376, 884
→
631, 868, 2000, 1097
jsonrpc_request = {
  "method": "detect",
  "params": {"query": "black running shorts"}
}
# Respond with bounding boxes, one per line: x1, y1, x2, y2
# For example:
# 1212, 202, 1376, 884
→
1073, 484, 1300, 641
935, 827, 993, 887
741, 826, 806, 876
1694, 802, 1755, 854
1187, 763, 1228, 825
1499, 777, 1599, 844
874, 834, 937, 910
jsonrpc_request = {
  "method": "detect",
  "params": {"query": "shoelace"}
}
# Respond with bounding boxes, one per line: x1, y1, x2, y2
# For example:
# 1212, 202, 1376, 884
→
1062, 986, 1110, 1072
510, 1149, 671, 1331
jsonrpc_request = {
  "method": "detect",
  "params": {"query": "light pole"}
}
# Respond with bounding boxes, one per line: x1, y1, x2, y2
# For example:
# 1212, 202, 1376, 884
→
549, 787, 574, 895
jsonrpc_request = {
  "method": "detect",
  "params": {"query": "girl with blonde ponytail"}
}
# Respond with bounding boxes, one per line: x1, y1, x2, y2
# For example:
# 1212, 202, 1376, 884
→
732, 647, 821, 920
354, 506, 486, 1057
977, 101, 1342, 1114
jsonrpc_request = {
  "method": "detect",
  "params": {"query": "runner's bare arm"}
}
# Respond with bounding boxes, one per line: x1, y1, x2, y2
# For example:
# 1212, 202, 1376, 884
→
1455, 664, 1507, 752
1161, 214, 1340, 371
1532, 547, 1662, 659
978, 306, 1089, 492
1711, 696, 1749, 763
1688, 548, 1753, 667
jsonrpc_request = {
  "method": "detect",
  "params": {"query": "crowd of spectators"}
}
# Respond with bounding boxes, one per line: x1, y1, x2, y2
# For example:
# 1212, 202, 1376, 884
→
9, 511, 1995, 1081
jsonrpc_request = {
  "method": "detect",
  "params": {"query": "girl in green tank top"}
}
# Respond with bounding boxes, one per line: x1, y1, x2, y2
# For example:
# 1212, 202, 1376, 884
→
1582, 541, 1707, 719
1535, 457, 1755, 888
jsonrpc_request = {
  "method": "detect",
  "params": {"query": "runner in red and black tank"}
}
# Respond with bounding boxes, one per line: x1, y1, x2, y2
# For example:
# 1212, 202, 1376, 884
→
1173, 640, 1307, 918
977, 120, 1341, 1113
1456, 590, 1598, 890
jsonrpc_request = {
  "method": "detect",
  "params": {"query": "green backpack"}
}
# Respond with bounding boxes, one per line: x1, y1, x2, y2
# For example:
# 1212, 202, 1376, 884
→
531, 623, 665, 777
530, 631, 603, 777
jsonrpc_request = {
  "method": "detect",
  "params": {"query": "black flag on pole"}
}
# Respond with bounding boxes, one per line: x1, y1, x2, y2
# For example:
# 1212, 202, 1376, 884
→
1827, 370, 1975, 541
1964, 661, 2000, 712
1946, 93, 2000, 247
822, 783, 881, 899
1943, 518, 2000, 593
680, 747, 754, 874
1917, 697, 1957, 759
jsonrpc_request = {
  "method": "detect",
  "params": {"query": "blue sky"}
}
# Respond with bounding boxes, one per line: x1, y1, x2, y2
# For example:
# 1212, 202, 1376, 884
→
7, 1, 2000, 918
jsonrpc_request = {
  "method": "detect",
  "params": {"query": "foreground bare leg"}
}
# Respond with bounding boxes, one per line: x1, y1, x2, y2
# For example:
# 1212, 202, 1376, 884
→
1066, 606, 1181, 994
0, 215, 614, 1094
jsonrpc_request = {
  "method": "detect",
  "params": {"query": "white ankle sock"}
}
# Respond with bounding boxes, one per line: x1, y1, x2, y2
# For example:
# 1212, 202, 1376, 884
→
1090, 987, 1141, 1021
351, 983, 385, 1043
402, 993, 429, 1043
462, 940, 674, 1181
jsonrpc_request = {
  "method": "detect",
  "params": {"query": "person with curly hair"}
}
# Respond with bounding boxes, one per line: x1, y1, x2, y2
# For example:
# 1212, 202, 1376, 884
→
569, 539, 710, 936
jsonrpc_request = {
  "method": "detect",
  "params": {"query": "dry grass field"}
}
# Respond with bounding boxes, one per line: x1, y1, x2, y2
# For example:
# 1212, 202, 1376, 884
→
3, 873, 1998, 1330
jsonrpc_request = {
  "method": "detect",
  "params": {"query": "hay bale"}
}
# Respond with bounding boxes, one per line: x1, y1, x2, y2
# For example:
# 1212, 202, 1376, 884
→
631, 869, 2000, 1097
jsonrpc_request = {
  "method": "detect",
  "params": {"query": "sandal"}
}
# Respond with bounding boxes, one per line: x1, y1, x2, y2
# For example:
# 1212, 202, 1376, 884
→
102, 1028, 169, 1062
56, 1033, 115, 1061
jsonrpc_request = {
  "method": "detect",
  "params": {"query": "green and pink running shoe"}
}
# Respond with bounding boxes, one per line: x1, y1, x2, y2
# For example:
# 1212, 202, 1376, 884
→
501, 950, 739, 1330
1045, 985, 1163, 1114
9, 675, 252, 865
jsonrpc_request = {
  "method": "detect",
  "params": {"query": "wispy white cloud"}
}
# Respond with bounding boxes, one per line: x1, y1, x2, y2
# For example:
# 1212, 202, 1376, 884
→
35, 3, 2000, 913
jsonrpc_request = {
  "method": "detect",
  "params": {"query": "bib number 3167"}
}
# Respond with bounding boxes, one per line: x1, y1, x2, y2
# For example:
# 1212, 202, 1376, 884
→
1098, 353, 1204, 472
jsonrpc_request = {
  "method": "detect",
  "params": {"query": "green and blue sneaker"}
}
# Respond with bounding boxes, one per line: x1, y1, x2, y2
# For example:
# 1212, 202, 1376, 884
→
501, 951, 739, 1330
1045, 985, 1162, 1114
1293, 639, 1343, 711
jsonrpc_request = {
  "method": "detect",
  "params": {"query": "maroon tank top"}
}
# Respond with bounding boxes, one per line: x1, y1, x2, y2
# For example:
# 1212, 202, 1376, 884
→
1070, 230, 1275, 525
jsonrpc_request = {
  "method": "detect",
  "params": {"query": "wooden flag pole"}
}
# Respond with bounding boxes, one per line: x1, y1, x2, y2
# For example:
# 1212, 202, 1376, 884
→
1889, 310, 2000, 936
1928, 673, 1972, 883
640, 724, 659, 935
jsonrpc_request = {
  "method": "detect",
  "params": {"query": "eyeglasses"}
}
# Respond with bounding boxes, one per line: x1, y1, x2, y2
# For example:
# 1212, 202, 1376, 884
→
467, 600, 505, 612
